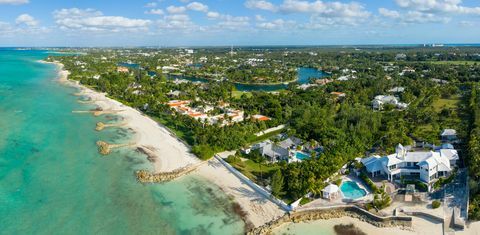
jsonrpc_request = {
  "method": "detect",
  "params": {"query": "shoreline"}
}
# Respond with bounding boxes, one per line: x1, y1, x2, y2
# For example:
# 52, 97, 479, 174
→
43, 59, 287, 228
43, 59, 200, 172
39, 59, 480, 234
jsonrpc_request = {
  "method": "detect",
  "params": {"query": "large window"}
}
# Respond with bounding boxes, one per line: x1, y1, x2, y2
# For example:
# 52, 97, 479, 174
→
389, 164, 397, 170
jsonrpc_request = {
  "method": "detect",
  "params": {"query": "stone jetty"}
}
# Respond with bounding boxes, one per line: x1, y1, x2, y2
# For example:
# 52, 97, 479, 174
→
96, 141, 135, 155
95, 121, 126, 131
136, 161, 206, 183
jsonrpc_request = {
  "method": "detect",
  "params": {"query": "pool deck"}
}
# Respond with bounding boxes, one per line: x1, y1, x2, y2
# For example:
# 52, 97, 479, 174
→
299, 175, 374, 210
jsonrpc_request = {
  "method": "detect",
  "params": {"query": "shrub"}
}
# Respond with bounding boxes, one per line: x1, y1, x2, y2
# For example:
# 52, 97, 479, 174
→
192, 144, 215, 160
432, 200, 441, 209
334, 178, 343, 186
360, 172, 379, 193
373, 184, 392, 210
300, 197, 311, 205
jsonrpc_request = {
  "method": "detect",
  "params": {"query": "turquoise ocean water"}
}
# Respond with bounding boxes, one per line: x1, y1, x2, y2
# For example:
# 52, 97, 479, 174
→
0, 49, 244, 234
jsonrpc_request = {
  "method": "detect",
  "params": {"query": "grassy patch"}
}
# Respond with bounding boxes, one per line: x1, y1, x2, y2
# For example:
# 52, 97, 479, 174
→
230, 159, 280, 182
247, 128, 284, 144
432, 97, 460, 113
232, 90, 253, 99
429, 61, 479, 65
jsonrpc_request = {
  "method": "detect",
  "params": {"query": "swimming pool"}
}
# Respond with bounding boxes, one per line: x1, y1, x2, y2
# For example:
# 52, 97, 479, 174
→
340, 181, 367, 200
295, 151, 310, 160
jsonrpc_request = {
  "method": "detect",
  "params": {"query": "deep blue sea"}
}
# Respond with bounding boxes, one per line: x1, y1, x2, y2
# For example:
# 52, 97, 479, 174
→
0, 49, 244, 234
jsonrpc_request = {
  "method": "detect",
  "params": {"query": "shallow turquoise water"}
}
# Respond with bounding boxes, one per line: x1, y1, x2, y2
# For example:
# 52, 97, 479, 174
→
0, 49, 244, 234
273, 221, 335, 235
340, 181, 367, 200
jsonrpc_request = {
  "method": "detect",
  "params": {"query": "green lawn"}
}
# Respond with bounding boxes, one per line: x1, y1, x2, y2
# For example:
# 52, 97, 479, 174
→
432, 96, 460, 113
247, 128, 284, 144
429, 61, 479, 65
232, 90, 253, 99
230, 159, 280, 182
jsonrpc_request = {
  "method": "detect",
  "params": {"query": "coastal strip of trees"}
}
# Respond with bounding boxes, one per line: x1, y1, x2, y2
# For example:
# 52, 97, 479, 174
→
467, 84, 480, 219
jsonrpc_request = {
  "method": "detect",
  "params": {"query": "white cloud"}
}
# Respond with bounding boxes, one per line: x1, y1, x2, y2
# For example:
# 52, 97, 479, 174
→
145, 2, 158, 8
0, 0, 28, 5
402, 11, 450, 23
0, 16, 49, 37
245, 0, 278, 11
187, 2, 208, 12
15, 14, 38, 26
395, 0, 480, 15
459, 20, 475, 26
157, 14, 195, 30
145, 9, 165, 15
378, 8, 400, 18
206, 11, 221, 19
256, 19, 296, 30
166, 5, 187, 14
245, 0, 371, 26
279, 0, 370, 18
255, 14, 266, 21
53, 8, 151, 32
379, 7, 450, 24
217, 15, 250, 29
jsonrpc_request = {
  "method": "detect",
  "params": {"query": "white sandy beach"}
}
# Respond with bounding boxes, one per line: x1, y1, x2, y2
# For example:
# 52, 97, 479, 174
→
196, 157, 285, 227
272, 215, 444, 235
46, 60, 286, 227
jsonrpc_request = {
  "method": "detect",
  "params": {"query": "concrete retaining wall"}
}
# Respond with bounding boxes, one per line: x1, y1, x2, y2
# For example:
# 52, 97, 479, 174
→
214, 155, 291, 211
248, 205, 413, 235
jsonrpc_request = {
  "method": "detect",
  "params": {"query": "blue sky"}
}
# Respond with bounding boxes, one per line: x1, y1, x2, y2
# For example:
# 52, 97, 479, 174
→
0, 0, 479, 46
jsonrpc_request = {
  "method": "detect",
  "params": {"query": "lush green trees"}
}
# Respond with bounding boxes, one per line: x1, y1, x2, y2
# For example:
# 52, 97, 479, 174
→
270, 169, 285, 197
50, 46, 479, 203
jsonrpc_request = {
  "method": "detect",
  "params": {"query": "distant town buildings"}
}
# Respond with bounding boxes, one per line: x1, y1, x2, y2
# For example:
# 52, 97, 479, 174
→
117, 66, 129, 73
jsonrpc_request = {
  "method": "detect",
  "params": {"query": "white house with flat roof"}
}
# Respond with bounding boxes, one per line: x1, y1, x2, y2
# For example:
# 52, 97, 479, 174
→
372, 95, 408, 110
362, 144, 455, 188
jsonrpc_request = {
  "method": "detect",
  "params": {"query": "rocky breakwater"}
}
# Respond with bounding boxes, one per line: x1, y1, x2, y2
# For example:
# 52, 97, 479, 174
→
95, 121, 126, 131
72, 107, 124, 117
136, 161, 206, 183
96, 141, 135, 155
248, 206, 413, 235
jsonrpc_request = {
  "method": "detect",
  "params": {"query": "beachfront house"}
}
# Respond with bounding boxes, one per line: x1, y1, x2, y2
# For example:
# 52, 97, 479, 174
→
441, 129, 458, 143
278, 137, 303, 150
372, 95, 408, 110
362, 144, 456, 190
259, 143, 289, 162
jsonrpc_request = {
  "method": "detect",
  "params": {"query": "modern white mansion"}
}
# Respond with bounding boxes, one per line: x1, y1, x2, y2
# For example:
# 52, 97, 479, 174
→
361, 144, 458, 188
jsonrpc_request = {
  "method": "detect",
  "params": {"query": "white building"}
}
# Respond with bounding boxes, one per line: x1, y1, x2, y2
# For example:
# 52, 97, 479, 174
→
362, 144, 456, 188
322, 184, 339, 200
372, 95, 408, 110
441, 129, 458, 143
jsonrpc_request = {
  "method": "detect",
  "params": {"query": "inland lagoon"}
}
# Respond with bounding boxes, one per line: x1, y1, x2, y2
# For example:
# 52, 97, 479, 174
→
0, 49, 244, 234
